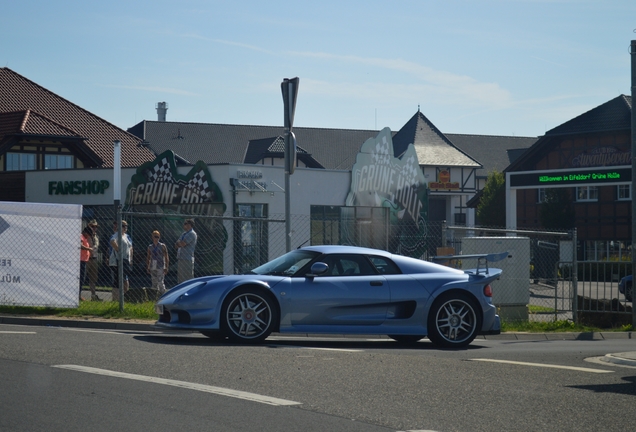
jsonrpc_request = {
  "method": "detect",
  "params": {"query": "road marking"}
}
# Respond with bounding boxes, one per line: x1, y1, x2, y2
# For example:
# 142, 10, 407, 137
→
0, 331, 36, 334
52, 365, 302, 406
468, 358, 613, 373
267, 344, 362, 353
58, 328, 153, 336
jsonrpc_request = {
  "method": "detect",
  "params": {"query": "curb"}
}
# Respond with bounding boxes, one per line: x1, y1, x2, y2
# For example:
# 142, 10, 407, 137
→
1, 315, 633, 341
0, 315, 157, 332
5, 315, 634, 367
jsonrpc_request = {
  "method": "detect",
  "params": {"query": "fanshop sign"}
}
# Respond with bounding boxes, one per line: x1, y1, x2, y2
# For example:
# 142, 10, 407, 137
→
346, 127, 428, 257
48, 180, 109, 195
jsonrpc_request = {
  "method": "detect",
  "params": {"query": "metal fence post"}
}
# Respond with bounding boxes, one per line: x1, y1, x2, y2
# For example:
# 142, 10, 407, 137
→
117, 205, 124, 312
572, 228, 578, 324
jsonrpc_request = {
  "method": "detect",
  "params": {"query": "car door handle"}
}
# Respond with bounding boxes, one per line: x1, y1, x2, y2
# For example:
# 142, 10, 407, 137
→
370, 280, 383, 286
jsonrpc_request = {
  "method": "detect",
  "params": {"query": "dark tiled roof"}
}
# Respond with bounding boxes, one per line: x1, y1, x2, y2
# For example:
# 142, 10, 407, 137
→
392, 111, 482, 167
244, 136, 324, 168
0, 68, 155, 168
546, 95, 632, 136
130, 121, 380, 171
131, 115, 536, 173
0, 109, 81, 137
506, 95, 632, 173
0, 110, 103, 166
447, 134, 537, 177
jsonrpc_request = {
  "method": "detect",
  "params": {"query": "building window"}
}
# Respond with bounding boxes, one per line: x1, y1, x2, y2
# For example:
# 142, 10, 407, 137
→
617, 184, 631, 201
45, 154, 73, 170
576, 186, 598, 202
6, 153, 36, 171
537, 188, 546, 203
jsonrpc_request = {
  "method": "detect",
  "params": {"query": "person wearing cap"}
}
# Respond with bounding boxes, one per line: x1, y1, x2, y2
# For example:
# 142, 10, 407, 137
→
109, 220, 133, 302
146, 230, 169, 295
175, 219, 197, 284
82, 220, 100, 301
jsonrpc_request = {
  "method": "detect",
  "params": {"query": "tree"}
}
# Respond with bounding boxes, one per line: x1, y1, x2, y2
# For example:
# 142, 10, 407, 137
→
477, 171, 506, 228
539, 188, 575, 229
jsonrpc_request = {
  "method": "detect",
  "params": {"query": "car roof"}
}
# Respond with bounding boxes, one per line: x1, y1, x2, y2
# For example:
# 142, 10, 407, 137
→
300, 244, 464, 275
300, 245, 393, 257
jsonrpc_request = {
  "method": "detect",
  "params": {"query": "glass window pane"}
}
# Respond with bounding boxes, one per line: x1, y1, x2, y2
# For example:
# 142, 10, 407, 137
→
589, 187, 598, 200
62, 155, 73, 169
7, 153, 18, 170
45, 154, 56, 170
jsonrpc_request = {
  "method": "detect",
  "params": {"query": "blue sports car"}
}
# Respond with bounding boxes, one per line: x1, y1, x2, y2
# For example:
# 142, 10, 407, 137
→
154, 245, 504, 348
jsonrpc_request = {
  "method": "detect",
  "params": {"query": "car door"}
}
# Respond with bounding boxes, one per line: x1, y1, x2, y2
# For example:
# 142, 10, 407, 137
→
289, 254, 389, 327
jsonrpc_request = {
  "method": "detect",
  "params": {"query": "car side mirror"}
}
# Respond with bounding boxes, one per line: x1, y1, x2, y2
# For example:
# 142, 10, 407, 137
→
306, 262, 328, 278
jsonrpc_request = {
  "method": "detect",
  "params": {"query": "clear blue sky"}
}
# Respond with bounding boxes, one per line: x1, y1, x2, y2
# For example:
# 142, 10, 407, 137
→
3, 0, 635, 138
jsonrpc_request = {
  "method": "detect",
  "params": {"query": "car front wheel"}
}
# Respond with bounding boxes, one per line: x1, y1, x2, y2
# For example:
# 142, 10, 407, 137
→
427, 293, 481, 348
625, 282, 633, 302
221, 288, 276, 343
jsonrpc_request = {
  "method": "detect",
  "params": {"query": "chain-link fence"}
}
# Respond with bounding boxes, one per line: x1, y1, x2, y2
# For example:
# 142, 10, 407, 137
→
4, 201, 632, 326
443, 225, 632, 325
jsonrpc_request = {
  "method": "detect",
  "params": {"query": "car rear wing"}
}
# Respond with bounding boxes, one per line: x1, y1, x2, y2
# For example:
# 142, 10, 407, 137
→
432, 251, 509, 275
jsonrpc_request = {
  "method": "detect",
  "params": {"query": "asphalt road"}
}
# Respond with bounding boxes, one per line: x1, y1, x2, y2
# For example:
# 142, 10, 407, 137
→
1, 322, 635, 432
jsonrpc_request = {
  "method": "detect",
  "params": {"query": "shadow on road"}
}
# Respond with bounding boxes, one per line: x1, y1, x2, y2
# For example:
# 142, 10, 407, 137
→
132, 333, 488, 351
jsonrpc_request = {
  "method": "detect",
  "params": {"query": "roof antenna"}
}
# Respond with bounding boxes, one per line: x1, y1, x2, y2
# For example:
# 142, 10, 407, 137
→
418, 104, 420, 112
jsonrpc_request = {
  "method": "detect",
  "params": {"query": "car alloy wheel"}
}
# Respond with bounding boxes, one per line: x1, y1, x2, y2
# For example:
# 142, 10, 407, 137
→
428, 293, 480, 348
222, 288, 275, 343
626, 283, 633, 302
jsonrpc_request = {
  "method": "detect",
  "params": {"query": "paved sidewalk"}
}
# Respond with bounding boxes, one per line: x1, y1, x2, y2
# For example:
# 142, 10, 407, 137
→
1, 314, 634, 367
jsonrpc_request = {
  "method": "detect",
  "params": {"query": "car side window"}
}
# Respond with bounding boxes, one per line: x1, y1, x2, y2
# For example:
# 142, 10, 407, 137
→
368, 256, 401, 275
319, 254, 376, 276
339, 255, 376, 276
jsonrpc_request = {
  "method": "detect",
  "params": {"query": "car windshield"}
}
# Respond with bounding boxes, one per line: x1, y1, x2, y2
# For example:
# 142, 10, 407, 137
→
251, 250, 320, 276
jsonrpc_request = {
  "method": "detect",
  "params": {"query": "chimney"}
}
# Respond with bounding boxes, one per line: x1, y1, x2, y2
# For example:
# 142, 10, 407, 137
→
156, 102, 168, 122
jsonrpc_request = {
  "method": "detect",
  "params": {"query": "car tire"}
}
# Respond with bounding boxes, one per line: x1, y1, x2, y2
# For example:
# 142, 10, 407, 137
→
388, 335, 424, 344
221, 287, 277, 343
625, 282, 633, 302
427, 292, 481, 349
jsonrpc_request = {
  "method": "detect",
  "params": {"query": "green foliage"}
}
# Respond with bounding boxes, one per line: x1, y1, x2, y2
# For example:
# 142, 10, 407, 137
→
0, 301, 157, 320
477, 171, 506, 227
539, 188, 575, 229
501, 319, 614, 333
501, 320, 601, 333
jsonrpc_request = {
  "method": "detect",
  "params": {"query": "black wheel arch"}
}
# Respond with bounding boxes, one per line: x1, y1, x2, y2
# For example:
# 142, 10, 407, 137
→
428, 288, 484, 325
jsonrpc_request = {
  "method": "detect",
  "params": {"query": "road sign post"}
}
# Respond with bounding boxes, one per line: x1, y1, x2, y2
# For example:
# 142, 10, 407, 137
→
281, 77, 299, 252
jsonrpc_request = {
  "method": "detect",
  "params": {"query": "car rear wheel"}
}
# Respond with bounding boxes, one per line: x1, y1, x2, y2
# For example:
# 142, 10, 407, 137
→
221, 288, 276, 343
625, 282, 633, 302
427, 293, 481, 348
388, 335, 424, 344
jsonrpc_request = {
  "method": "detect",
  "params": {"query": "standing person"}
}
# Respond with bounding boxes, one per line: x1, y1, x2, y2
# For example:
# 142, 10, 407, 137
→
83, 220, 100, 301
146, 230, 169, 295
109, 220, 133, 302
175, 219, 197, 284
79, 229, 91, 301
